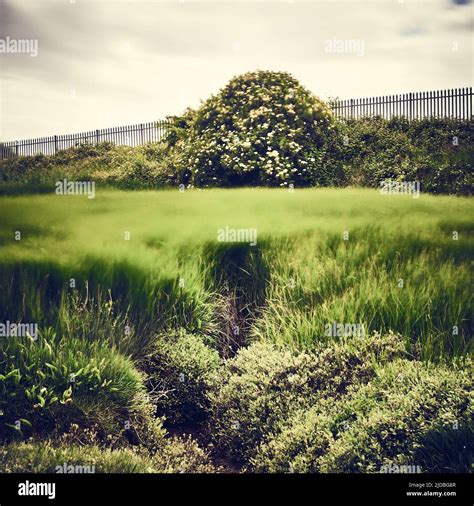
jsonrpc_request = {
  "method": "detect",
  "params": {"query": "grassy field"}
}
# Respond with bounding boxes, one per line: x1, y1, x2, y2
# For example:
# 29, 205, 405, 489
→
0, 187, 472, 356
0, 187, 472, 473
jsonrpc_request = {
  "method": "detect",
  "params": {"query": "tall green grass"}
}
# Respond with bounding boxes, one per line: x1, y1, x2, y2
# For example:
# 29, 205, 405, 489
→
252, 227, 472, 358
0, 188, 472, 361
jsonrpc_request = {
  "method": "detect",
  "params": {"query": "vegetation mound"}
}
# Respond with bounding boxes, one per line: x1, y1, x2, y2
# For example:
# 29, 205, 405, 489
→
176, 70, 340, 187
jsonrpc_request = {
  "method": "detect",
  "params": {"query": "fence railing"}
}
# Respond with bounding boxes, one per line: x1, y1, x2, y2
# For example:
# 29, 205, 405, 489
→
0, 120, 172, 159
330, 87, 473, 120
1, 87, 472, 159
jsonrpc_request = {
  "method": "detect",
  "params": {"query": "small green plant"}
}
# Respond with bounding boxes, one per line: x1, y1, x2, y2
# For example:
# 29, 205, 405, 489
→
0, 328, 145, 442
142, 331, 220, 426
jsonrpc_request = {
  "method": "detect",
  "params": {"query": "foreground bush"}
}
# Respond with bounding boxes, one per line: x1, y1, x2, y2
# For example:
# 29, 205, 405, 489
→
0, 329, 146, 442
320, 358, 473, 473
206, 332, 406, 464
151, 435, 217, 473
142, 331, 220, 426
251, 358, 473, 473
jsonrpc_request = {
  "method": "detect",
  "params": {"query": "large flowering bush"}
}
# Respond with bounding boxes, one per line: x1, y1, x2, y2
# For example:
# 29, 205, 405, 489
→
177, 71, 340, 187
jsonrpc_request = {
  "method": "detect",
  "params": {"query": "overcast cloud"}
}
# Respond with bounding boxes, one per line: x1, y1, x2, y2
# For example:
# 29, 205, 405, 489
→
0, 0, 472, 140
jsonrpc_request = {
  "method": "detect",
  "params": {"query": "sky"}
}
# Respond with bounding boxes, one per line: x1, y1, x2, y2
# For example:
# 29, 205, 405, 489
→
0, 0, 472, 140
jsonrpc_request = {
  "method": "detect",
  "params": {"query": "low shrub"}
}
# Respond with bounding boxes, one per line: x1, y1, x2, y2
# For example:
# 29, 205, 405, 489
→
0, 328, 145, 442
151, 435, 218, 473
252, 358, 473, 473
142, 331, 220, 426
0, 435, 217, 473
249, 402, 335, 473
206, 332, 406, 464
318, 358, 473, 473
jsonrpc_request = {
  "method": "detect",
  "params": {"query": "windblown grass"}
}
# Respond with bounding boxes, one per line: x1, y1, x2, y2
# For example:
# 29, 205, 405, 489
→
0, 188, 472, 360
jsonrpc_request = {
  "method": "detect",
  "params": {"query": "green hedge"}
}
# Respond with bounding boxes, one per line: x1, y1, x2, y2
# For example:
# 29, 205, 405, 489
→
339, 117, 474, 195
1, 78, 472, 195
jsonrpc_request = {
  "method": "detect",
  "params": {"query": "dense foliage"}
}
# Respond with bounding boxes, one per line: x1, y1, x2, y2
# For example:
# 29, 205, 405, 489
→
206, 335, 473, 473
340, 117, 474, 195
0, 188, 472, 473
174, 70, 340, 187
0, 142, 179, 194
0, 70, 472, 474
142, 331, 220, 426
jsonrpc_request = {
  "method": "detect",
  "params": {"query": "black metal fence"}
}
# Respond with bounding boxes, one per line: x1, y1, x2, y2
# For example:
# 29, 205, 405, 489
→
0, 120, 172, 159
330, 87, 473, 121
1, 87, 472, 159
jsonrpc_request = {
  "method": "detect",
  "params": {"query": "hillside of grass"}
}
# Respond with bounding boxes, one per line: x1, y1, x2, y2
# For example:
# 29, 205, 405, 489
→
0, 188, 472, 473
